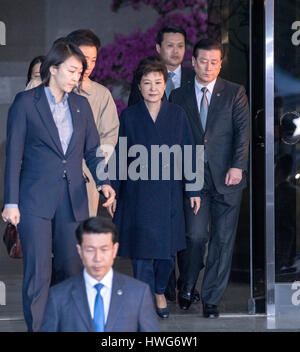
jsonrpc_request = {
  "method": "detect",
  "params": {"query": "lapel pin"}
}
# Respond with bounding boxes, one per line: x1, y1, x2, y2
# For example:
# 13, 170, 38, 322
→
217, 93, 221, 97
77, 109, 80, 113
117, 289, 123, 296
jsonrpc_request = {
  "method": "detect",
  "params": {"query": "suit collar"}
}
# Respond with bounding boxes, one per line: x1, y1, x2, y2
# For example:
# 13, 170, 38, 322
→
34, 85, 81, 157
205, 77, 226, 132
181, 66, 194, 85
211, 76, 226, 94
184, 77, 225, 134
183, 80, 205, 135
34, 85, 65, 155
65, 92, 81, 157
105, 271, 126, 332
71, 274, 95, 332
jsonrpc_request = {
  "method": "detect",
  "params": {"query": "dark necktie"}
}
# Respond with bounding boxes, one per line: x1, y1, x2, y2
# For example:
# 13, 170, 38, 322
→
165, 71, 175, 99
200, 87, 209, 163
200, 87, 209, 131
94, 283, 105, 332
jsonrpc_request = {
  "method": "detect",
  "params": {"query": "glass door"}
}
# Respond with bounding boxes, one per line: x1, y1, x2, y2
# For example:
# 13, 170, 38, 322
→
273, 0, 300, 314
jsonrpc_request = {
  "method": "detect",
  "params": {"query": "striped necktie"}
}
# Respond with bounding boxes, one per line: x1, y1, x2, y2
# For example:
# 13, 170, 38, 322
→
200, 87, 209, 131
165, 71, 175, 99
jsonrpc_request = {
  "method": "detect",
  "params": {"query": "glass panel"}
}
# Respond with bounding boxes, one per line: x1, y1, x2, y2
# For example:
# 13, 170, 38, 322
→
251, 0, 266, 311
274, 0, 300, 282
217, 0, 251, 312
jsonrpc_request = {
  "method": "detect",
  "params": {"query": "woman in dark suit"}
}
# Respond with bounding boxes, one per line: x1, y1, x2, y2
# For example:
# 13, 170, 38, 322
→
109, 56, 200, 318
1, 40, 115, 332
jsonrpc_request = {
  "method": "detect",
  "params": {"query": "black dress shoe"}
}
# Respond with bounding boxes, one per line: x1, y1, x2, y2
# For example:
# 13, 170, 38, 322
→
178, 292, 192, 310
203, 303, 219, 318
191, 289, 200, 303
156, 306, 169, 319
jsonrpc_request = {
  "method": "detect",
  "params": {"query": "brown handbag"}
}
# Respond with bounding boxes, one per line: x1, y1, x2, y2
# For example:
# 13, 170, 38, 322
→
3, 223, 22, 259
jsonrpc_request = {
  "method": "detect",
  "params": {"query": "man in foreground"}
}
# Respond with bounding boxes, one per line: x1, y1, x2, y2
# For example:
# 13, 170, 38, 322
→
40, 216, 159, 332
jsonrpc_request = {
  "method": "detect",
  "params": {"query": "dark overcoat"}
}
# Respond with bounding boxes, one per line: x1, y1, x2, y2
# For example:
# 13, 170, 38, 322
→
112, 99, 199, 260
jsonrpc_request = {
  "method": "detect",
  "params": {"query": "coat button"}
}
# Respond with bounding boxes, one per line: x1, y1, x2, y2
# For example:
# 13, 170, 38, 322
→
62, 160, 67, 164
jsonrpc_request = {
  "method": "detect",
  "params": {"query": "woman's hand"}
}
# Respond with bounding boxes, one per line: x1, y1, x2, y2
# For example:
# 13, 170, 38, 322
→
97, 185, 116, 207
190, 197, 201, 215
107, 200, 117, 218
2, 207, 20, 226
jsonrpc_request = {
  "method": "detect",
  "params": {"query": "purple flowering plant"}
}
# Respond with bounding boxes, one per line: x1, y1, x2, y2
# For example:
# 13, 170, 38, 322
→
92, 0, 208, 114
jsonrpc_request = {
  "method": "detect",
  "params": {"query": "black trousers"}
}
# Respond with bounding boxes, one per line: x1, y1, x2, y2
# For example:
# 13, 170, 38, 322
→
18, 180, 83, 332
172, 165, 243, 305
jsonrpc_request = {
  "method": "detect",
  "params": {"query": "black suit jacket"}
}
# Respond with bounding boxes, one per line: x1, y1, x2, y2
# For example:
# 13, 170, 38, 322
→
127, 65, 195, 106
169, 77, 249, 194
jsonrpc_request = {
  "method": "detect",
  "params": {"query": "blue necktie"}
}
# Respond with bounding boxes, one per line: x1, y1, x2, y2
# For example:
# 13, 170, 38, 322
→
165, 71, 175, 99
94, 283, 105, 332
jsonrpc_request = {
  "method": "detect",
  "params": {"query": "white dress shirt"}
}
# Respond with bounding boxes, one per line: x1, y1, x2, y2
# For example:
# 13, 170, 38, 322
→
168, 65, 182, 89
84, 268, 113, 324
194, 77, 217, 112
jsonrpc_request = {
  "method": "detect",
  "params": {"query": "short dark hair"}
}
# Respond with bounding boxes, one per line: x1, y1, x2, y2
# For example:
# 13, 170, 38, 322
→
156, 26, 187, 46
67, 29, 101, 51
193, 39, 224, 59
26, 55, 45, 86
76, 216, 118, 245
40, 40, 87, 86
135, 55, 168, 85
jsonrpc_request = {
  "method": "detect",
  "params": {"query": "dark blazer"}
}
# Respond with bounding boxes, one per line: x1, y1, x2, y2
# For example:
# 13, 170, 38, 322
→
169, 77, 249, 194
4, 84, 109, 221
39, 271, 160, 332
112, 99, 199, 260
127, 65, 195, 106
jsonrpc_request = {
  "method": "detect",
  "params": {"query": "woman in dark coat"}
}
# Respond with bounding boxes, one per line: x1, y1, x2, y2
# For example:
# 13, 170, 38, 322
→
109, 56, 200, 318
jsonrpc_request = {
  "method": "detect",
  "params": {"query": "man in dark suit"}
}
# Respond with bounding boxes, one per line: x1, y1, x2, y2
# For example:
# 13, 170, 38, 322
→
169, 39, 249, 318
40, 217, 159, 332
128, 26, 195, 106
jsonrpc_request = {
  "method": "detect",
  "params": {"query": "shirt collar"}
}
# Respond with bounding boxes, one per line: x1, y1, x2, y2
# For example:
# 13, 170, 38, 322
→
194, 77, 217, 96
44, 86, 69, 105
84, 268, 113, 291
168, 65, 181, 78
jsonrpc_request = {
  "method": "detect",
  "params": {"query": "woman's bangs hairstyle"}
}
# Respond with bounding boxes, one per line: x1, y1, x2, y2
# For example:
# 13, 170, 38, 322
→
40, 39, 87, 86
135, 56, 168, 85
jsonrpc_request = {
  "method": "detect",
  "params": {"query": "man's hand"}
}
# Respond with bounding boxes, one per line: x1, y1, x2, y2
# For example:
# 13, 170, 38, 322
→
2, 207, 20, 226
190, 196, 201, 215
97, 185, 116, 207
225, 168, 243, 186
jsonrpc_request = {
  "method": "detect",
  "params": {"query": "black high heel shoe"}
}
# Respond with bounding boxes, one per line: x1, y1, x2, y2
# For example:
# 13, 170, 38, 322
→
156, 306, 169, 319
155, 294, 169, 319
